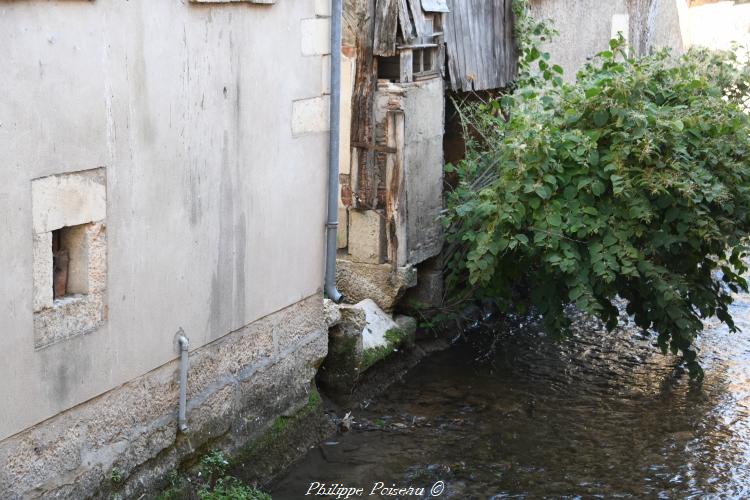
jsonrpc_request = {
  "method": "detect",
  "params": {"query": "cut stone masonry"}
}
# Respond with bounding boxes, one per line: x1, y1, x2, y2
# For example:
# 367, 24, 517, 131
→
31, 169, 107, 349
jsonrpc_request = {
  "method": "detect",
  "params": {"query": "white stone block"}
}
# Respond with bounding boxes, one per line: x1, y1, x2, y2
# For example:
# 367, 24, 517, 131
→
301, 18, 330, 56
348, 298, 399, 350
611, 14, 629, 42
337, 207, 348, 249
63, 222, 107, 295
86, 222, 107, 294
32, 168, 106, 234
315, 0, 331, 17
322, 53, 355, 173
33, 222, 107, 349
292, 96, 330, 135
348, 209, 386, 264
33, 232, 53, 312
322, 54, 331, 95
62, 224, 90, 295
339, 54, 356, 175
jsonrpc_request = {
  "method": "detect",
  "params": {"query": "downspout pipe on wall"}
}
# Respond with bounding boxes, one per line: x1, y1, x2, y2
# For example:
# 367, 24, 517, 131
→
177, 333, 190, 433
325, 0, 344, 304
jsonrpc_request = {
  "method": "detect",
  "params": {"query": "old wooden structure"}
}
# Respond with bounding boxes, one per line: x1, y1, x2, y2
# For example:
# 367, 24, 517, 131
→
444, 0, 518, 91
335, 0, 518, 309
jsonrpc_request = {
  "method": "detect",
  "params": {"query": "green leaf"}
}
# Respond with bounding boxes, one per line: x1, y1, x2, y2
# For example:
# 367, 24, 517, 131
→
585, 87, 602, 98
535, 184, 552, 200
526, 46, 540, 62
547, 213, 562, 227
593, 110, 609, 127
582, 206, 598, 215
610, 174, 625, 194
591, 181, 606, 196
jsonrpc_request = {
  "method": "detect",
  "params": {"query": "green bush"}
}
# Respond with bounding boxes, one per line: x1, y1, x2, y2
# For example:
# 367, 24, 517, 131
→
444, 29, 750, 377
198, 476, 271, 500
200, 450, 230, 485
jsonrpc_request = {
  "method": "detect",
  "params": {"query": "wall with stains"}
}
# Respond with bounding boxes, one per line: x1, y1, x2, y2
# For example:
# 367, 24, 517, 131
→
0, 0, 330, 441
530, 0, 689, 80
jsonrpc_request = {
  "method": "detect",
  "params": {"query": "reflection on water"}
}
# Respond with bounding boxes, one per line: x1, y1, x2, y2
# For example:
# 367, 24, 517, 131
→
271, 293, 750, 499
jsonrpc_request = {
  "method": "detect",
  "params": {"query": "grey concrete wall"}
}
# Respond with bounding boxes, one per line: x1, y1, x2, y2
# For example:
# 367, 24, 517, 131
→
630, 0, 690, 56
0, 0, 331, 443
529, 0, 689, 80
688, 0, 750, 51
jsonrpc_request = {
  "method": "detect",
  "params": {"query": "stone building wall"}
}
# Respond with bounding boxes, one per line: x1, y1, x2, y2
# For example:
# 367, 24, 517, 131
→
0, 296, 327, 499
530, 0, 690, 80
0, 0, 334, 496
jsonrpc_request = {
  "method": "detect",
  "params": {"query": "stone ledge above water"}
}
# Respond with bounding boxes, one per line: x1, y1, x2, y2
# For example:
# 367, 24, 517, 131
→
318, 299, 417, 398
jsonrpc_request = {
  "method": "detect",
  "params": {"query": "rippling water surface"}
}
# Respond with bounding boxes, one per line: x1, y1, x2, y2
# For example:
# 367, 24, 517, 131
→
271, 293, 750, 499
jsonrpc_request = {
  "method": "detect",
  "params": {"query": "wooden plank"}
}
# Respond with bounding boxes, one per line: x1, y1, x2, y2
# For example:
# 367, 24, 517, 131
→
400, 49, 414, 83
478, 0, 494, 90
493, 0, 505, 86
397, 0, 416, 42
503, 0, 518, 84
397, 42, 439, 49
465, 0, 481, 90
443, 0, 459, 89
456, 0, 475, 89
384, 111, 408, 266
352, 142, 397, 154
373, 0, 400, 57
421, 0, 449, 13
350, 0, 379, 209
444, 0, 518, 91
407, 0, 429, 38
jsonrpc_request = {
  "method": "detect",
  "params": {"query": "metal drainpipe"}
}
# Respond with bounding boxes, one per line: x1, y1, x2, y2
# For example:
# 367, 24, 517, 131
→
177, 332, 190, 433
324, 0, 344, 304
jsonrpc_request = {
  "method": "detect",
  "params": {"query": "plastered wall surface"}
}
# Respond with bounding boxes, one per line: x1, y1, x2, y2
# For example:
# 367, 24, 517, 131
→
689, 0, 750, 51
530, 0, 689, 80
0, 0, 329, 441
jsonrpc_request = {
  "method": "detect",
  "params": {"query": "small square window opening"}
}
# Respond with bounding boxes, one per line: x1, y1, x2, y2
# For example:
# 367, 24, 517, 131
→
51, 224, 92, 301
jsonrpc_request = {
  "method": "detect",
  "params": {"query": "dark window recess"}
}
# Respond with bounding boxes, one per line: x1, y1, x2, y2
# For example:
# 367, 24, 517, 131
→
378, 55, 401, 81
51, 224, 89, 300
52, 229, 69, 299
413, 48, 437, 77
377, 47, 439, 83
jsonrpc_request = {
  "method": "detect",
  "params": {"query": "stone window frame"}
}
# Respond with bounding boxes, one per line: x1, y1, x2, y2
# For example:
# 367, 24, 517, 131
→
31, 168, 107, 349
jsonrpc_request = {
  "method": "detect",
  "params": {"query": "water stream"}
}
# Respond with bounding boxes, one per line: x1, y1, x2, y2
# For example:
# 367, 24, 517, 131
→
270, 293, 750, 499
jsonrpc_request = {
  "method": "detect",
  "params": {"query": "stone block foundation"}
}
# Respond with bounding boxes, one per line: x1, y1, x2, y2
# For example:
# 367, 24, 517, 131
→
0, 294, 327, 499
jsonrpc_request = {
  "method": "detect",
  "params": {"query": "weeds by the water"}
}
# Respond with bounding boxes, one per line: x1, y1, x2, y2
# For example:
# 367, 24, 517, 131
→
156, 449, 271, 500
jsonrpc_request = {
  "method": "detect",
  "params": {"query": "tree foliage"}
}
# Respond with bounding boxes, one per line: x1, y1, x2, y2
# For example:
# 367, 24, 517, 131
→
444, 11, 750, 377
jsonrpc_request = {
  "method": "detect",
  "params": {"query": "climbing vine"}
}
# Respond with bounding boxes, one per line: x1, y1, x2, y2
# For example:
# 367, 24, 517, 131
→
443, 2, 750, 378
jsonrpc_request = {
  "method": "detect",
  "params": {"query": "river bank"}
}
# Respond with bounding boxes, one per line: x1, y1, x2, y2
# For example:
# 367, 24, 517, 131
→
269, 294, 750, 498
